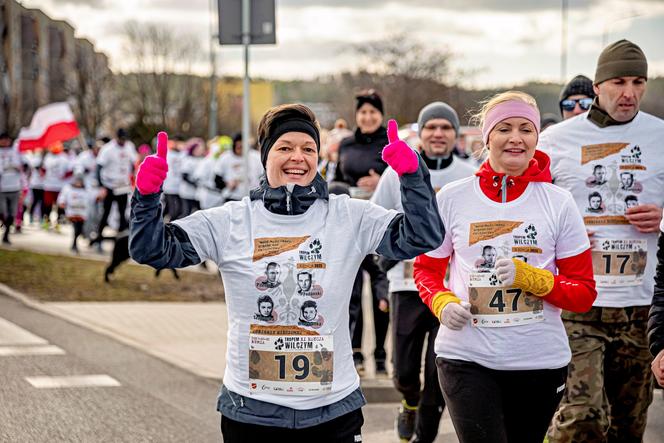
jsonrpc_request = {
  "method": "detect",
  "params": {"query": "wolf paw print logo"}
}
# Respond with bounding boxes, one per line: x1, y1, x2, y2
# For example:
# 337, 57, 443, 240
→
274, 338, 284, 351
631, 146, 641, 159
602, 240, 611, 251
309, 239, 322, 254
525, 224, 537, 240
489, 274, 499, 286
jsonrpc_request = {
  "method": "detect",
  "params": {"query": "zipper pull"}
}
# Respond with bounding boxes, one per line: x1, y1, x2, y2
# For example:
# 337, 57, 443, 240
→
286, 183, 295, 214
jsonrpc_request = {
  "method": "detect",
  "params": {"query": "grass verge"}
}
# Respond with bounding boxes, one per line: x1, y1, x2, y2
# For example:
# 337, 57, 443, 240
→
0, 249, 224, 302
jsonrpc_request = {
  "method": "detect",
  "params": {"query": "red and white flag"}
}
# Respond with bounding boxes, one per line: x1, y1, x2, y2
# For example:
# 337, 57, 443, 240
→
17, 102, 80, 151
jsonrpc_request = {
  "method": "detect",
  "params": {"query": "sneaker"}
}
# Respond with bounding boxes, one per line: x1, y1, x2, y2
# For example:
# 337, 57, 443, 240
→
375, 360, 388, 377
41, 220, 50, 230
54, 224, 61, 233
353, 352, 365, 377
396, 399, 417, 442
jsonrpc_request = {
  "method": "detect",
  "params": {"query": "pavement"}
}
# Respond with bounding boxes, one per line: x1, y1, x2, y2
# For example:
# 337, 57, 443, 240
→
0, 223, 398, 401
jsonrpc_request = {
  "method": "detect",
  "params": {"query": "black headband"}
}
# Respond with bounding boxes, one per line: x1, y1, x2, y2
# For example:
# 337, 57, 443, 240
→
259, 118, 320, 167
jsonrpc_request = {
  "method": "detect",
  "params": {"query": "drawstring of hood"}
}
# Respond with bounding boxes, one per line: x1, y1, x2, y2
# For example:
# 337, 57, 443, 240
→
476, 150, 552, 203
250, 173, 329, 215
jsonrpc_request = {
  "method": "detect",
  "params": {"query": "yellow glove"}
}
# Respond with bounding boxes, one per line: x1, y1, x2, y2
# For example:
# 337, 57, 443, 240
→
495, 258, 554, 297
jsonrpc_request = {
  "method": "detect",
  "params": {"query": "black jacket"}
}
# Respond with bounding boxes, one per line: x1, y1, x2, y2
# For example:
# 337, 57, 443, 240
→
649, 231, 664, 356
129, 158, 444, 268
334, 127, 388, 186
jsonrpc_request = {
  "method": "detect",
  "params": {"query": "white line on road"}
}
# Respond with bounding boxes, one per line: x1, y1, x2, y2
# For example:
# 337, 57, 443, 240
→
0, 317, 49, 346
25, 375, 121, 388
0, 345, 65, 356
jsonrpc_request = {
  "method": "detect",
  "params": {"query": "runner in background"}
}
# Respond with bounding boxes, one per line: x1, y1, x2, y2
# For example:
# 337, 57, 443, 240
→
129, 104, 443, 442
372, 102, 475, 443
42, 141, 72, 232
414, 91, 596, 443
0, 132, 23, 244
559, 74, 596, 121
93, 128, 136, 244
57, 170, 89, 253
334, 89, 391, 376
542, 40, 664, 443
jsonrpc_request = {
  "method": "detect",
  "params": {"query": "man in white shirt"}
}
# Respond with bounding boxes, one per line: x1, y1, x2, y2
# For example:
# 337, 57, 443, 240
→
541, 40, 664, 443
93, 128, 137, 243
372, 101, 475, 443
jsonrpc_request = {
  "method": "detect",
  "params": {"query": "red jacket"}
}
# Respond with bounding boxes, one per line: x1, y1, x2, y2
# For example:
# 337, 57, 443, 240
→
414, 151, 596, 314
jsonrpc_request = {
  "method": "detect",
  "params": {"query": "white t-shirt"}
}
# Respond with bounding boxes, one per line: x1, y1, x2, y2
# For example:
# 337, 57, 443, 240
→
0, 146, 23, 192
214, 150, 264, 201
178, 156, 204, 200
194, 155, 224, 210
43, 153, 72, 192
162, 149, 183, 195
57, 184, 89, 219
96, 140, 137, 191
26, 152, 45, 189
371, 158, 476, 292
539, 111, 664, 307
75, 150, 99, 189
174, 195, 397, 409
426, 177, 589, 370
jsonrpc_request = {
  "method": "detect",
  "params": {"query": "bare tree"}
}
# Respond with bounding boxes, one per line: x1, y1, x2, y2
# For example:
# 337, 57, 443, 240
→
118, 21, 204, 136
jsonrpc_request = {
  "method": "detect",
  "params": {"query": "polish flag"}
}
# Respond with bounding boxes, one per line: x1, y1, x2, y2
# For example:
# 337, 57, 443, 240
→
17, 102, 80, 151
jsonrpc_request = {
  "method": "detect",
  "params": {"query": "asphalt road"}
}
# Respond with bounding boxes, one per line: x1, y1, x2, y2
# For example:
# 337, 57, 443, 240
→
0, 294, 221, 443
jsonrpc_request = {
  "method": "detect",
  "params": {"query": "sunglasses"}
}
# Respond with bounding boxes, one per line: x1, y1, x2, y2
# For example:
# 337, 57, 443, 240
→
560, 97, 593, 112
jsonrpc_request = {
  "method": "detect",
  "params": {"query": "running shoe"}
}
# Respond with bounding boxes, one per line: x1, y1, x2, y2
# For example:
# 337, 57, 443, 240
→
396, 399, 417, 442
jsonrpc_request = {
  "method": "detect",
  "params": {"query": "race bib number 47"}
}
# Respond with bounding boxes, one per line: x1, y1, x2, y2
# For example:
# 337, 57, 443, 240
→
592, 239, 647, 287
248, 325, 333, 396
467, 272, 544, 328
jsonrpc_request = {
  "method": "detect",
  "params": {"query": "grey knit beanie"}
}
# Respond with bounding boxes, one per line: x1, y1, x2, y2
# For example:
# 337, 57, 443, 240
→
417, 102, 460, 137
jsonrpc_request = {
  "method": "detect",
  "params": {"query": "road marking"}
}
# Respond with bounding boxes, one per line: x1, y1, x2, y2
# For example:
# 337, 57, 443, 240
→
25, 375, 121, 388
0, 345, 65, 356
0, 317, 48, 346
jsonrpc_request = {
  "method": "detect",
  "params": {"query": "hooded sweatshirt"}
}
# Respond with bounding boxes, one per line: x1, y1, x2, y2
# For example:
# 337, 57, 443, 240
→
415, 150, 596, 318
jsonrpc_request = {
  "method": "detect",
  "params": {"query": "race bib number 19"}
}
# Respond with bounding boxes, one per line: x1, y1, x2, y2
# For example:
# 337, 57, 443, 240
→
248, 325, 333, 396
467, 272, 544, 328
592, 239, 647, 287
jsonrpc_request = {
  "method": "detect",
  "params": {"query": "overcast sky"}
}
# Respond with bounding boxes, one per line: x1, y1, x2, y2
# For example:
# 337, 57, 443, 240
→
21, 0, 664, 88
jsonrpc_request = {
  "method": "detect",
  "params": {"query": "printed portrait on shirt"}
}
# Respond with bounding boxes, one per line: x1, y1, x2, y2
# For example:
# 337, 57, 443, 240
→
476, 245, 497, 272
254, 294, 277, 322
298, 300, 324, 328
297, 271, 313, 295
585, 164, 608, 187
256, 262, 282, 289
587, 191, 605, 214
619, 172, 643, 193
624, 195, 639, 210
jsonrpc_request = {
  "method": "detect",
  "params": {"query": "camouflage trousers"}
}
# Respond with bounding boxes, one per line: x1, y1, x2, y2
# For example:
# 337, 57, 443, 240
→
548, 306, 654, 443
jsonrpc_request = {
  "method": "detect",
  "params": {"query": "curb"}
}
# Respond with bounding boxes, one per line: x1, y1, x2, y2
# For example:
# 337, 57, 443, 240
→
0, 283, 401, 402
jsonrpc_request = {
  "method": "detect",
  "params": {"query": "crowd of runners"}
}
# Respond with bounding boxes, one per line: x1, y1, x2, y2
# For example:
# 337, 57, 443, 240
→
2, 39, 664, 443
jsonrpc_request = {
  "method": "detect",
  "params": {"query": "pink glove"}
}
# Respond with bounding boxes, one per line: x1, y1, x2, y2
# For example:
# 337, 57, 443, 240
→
382, 119, 419, 176
136, 131, 169, 195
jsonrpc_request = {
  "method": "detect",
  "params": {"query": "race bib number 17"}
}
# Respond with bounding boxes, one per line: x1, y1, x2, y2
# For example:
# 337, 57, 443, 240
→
467, 272, 544, 328
592, 239, 647, 287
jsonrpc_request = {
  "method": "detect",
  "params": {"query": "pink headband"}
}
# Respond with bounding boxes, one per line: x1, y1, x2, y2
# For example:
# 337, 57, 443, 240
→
482, 100, 541, 145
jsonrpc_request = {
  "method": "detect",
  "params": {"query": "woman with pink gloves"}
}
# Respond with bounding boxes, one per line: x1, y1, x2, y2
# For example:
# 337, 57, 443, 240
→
129, 103, 443, 442
414, 91, 597, 443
